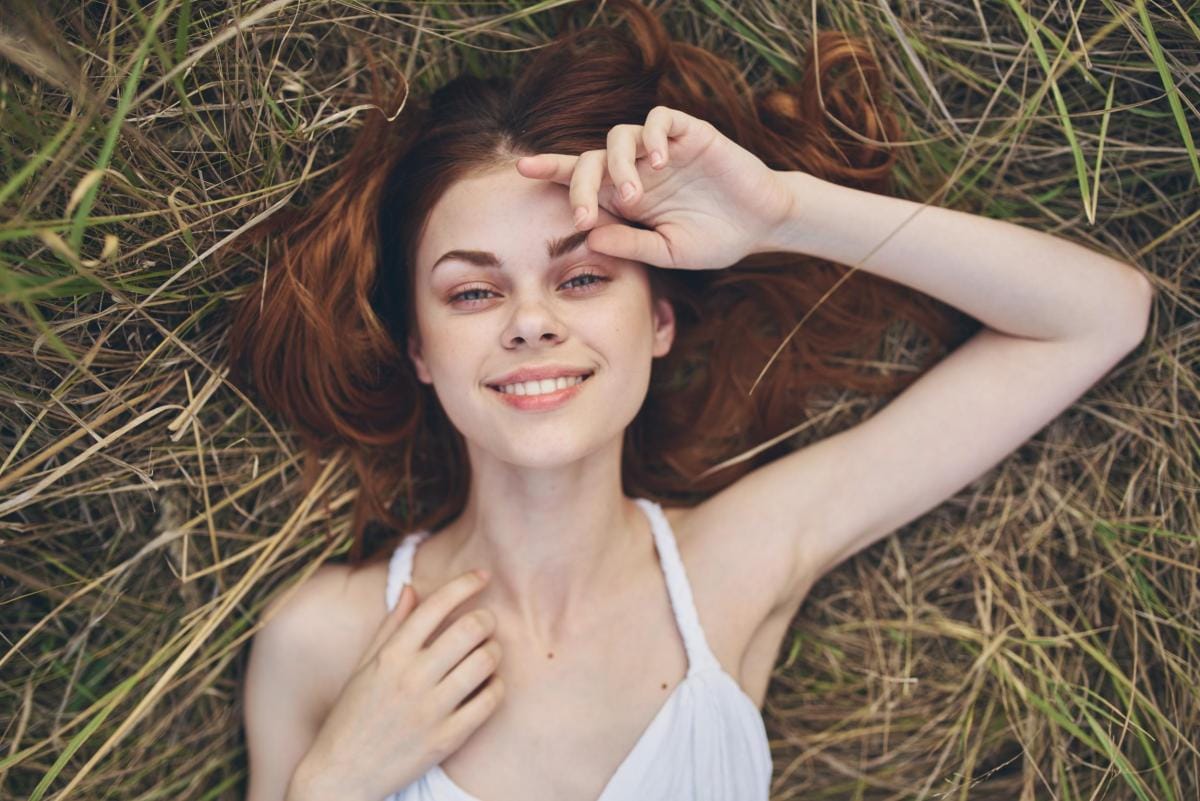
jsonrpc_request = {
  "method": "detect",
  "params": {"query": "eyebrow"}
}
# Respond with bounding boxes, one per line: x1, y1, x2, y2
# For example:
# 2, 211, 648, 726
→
430, 229, 590, 273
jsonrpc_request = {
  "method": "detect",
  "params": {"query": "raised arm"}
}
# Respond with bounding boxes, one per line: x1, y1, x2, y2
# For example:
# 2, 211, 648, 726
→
514, 104, 1153, 613
761, 172, 1153, 343
691, 170, 1153, 610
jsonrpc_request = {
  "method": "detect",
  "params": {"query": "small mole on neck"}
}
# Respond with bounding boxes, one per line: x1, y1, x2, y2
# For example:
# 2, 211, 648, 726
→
547, 651, 554, 659
661, 682, 668, 690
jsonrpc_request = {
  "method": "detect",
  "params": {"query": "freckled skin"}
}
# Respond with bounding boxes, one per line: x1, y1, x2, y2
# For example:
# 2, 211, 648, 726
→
407, 163, 675, 472
390, 164, 688, 791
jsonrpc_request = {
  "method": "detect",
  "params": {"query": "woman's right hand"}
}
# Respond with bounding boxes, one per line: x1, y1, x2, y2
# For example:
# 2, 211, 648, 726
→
289, 569, 504, 801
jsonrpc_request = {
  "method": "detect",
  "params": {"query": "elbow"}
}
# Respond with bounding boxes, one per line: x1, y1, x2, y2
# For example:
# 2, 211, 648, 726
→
1117, 268, 1155, 350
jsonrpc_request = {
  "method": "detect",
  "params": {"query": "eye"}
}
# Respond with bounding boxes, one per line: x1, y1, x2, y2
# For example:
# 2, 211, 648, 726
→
447, 271, 611, 307
448, 285, 497, 305
561, 271, 611, 292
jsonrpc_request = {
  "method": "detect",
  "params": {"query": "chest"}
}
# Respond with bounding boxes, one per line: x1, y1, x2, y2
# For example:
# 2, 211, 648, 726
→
424, 561, 800, 801
434, 580, 690, 801
370, 506, 809, 801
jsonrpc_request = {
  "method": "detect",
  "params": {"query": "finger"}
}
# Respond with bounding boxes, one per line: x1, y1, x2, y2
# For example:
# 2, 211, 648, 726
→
570, 150, 610, 230
643, 106, 673, 170
436, 675, 505, 756
418, 607, 497, 685
359, 583, 420, 669
388, 570, 489, 657
398, 584, 418, 616
606, 124, 645, 204
515, 153, 577, 186
434, 637, 502, 714
587, 223, 674, 269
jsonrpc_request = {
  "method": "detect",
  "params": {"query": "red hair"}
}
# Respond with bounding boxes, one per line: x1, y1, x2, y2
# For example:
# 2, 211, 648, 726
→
225, 0, 975, 564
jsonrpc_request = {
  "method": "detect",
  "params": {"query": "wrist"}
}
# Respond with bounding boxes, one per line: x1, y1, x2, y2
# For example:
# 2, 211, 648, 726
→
758, 170, 816, 255
757, 171, 850, 257
286, 754, 368, 801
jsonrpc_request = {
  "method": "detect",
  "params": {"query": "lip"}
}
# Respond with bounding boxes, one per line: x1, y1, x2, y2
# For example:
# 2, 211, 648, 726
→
487, 373, 592, 412
485, 364, 594, 387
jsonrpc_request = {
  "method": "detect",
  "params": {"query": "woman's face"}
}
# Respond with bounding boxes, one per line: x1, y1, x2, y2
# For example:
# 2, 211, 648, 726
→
408, 161, 675, 468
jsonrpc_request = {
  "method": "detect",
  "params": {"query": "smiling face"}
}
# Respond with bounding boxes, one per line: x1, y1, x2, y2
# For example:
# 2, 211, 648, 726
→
407, 161, 675, 468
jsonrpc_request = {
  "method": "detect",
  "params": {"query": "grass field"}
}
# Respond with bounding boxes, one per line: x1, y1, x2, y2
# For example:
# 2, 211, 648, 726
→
1, 1, 1197, 799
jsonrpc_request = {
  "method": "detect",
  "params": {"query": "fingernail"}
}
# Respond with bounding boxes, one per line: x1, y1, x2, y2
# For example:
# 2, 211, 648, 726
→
475, 568, 490, 582
573, 206, 587, 227
621, 182, 636, 201
650, 151, 664, 168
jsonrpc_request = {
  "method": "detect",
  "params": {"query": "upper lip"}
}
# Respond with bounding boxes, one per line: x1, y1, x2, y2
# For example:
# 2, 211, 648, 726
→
486, 364, 594, 387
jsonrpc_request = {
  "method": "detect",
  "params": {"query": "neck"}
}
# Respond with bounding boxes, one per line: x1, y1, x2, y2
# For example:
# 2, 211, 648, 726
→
436, 437, 647, 650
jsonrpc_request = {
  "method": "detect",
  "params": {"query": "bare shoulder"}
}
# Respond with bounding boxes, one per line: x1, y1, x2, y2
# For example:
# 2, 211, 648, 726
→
243, 558, 391, 801
662, 496, 817, 688
665, 491, 816, 619
252, 558, 392, 720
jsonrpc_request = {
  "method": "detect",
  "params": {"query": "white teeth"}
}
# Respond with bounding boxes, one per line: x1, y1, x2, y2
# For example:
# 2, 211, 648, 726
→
495, 374, 588, 396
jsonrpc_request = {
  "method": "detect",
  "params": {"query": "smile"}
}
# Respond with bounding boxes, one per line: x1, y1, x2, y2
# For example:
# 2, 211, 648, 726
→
486, 373, 593, 411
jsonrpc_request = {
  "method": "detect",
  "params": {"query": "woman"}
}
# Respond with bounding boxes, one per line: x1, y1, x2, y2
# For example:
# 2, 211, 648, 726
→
234, 3, 1153, 800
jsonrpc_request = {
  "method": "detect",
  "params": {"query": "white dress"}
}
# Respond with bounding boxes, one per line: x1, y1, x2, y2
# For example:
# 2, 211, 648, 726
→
380, 497, 772, 801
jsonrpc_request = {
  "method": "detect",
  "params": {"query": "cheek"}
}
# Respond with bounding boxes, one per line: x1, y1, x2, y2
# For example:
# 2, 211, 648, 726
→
427, 335, 479, 377
609, 294, 657, 338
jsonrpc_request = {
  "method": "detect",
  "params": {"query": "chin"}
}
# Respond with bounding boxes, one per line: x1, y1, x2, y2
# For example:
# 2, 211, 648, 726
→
498, 437, 601, 469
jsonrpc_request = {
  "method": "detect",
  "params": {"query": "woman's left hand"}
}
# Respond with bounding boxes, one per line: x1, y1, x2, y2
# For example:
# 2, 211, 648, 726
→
515, 106, 796, 271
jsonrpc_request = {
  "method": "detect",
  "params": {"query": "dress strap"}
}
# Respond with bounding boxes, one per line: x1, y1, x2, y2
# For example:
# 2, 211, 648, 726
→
633, 497, 721, 676
384, 530, 431, 612
383, 503, 722, 677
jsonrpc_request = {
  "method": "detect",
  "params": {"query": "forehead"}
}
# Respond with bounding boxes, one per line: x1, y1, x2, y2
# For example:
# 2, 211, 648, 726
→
415, 164, 576, 275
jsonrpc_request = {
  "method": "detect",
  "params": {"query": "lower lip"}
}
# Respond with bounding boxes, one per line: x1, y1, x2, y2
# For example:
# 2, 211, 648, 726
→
487, 375, 592, 412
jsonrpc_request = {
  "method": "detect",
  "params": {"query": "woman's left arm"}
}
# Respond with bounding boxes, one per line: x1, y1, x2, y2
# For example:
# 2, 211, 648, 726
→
760, 171, 1154, 343
518, 107, 1155, 600
716, 171, 1156, 597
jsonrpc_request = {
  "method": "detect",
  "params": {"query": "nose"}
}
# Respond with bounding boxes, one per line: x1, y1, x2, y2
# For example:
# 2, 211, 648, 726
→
502, 296, 567, 349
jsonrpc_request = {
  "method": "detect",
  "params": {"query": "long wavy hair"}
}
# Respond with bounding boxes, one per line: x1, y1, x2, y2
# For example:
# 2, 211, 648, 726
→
225, 0, 975, 565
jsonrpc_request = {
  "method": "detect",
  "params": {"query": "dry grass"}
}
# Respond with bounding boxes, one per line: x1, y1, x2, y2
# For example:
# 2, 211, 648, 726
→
1, 1, 1196, 799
